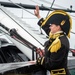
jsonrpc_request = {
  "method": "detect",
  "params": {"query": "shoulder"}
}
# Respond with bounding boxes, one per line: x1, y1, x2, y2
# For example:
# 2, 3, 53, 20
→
59, 35, 69, 48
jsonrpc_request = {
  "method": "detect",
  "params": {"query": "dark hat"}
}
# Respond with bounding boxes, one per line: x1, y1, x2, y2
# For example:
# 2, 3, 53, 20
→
41, 10, 72, 38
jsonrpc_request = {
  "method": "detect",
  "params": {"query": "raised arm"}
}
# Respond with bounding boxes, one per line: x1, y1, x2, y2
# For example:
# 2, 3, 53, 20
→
34, 5, 41, 19
34, 5, 50, 35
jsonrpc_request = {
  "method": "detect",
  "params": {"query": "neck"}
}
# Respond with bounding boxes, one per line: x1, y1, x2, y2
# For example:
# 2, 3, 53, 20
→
49, 31, 63, 39
51, 31, 63, 34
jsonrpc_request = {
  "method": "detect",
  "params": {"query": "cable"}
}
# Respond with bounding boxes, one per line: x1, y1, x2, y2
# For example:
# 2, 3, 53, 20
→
30, 0, 75, 35
8, 0, 35, 17
9, 0, 75, 35
32, 0, 75, 18
0, 29, 34, 50
1, 0, 44, 46
40, 0, 67, 9
0, 28, 41, 60
29, 0, 54, 11
28, 0, 51, 34
29, 0, 41, 5
30, 0, 55, 34
8, 0, 45, 35
29, 0, 75, 20
0, 32, 8, 36
71, 31, 75, 34
46, 0, 55, 18
28, 0, 45, 34
8, 0, 75, 35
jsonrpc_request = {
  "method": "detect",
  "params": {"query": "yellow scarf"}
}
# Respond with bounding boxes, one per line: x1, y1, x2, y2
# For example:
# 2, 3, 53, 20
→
49, 31, 64, 39
48, 31, 64, 53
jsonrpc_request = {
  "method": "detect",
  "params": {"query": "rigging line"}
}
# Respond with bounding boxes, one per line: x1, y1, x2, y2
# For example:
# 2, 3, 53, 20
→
8, 0, 44, 38
8, 0, 36, 17
0, 32, 8, 36
29, 0, 44, 34
22, 0, 75, 18
28, 0, 53, 11
1, 29, 75, 36
70, 14, 75, 18
0, 29, 34, 50
71, 31, 75, 34
1, 0, 44, 46
19, 0, 75, 33
8, 0, 75, 35
0, 28, 42, 59
40, 0, 75, 18
21, 17, 37, 19
29, 0, 41, 5
30, 0, 53, 11
30, 1, 75, 28
40, 0, 68, 9
28, 0, 51, 35
19, 0, 44, 34
46, 0, 55, 18
30, 1, 54, 35
29, 0, 54, 17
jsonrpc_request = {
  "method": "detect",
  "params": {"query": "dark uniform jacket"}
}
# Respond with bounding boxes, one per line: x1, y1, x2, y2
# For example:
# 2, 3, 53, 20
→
37, 18, 71, 75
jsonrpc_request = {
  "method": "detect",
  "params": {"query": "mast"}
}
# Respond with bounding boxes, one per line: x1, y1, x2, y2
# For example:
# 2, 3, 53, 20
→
0, 1, 75, 13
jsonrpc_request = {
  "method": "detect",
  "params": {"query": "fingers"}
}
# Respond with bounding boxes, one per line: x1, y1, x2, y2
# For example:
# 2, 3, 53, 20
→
36, 48, 45, 57
34, 5, 41, 18
34, 5, 39, 16
34, 10, 37, 16
35, 5, 39, 12
29, 60, 36, 64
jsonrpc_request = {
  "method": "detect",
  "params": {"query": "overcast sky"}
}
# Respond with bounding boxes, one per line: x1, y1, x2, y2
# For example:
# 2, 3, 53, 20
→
0, 0, 75, 48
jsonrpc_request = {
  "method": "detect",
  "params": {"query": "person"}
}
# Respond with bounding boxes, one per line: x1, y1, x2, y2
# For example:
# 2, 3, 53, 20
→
33, 5, 72, 75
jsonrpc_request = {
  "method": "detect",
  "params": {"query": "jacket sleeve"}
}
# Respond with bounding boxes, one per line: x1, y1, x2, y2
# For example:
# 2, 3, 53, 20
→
37, 44, 68, 70
37, 18, 50, 35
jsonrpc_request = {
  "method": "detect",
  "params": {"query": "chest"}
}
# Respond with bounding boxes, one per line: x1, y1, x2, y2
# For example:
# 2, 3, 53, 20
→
44, 39, 55, 56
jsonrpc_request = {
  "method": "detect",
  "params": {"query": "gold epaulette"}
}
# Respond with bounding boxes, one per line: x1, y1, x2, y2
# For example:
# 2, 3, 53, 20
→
48, 37, 61, 53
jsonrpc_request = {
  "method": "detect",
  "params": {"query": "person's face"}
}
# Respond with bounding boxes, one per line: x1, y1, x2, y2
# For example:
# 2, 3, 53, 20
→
49, 24, 61, 34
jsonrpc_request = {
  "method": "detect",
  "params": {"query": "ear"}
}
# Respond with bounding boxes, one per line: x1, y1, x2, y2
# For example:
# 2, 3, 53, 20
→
57, 25, 61, 30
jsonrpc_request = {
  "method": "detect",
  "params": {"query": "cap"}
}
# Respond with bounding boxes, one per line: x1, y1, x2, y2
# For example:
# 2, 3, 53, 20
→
41, 10, 72, 38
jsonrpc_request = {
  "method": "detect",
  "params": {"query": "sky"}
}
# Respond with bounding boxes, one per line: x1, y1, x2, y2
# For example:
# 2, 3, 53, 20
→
0, 0, 75, 48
